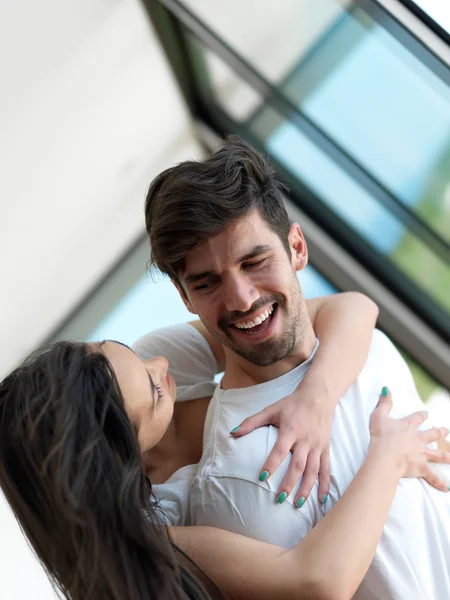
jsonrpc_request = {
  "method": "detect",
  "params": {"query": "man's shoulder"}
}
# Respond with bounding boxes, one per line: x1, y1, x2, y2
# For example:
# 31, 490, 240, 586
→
358, 329, 416, 396
366, 329, 404, 371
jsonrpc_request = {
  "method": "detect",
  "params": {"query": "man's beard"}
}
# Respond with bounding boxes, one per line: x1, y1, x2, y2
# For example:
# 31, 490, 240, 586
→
202, 280, 304, 367
231, 315, 298, 366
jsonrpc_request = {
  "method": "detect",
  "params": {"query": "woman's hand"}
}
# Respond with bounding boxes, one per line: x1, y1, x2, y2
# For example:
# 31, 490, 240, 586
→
369, 387, 450, 492
231, 391, 333, 507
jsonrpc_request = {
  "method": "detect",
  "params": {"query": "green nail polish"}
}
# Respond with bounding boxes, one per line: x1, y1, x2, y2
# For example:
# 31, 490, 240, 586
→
230, 426, 240, 434
259, 470, 269, 482
381, 386, 389, 397
447, 485, 450, 491
296, 496, 306, 509
322, 493, 328, 504
277, 492, 288, 504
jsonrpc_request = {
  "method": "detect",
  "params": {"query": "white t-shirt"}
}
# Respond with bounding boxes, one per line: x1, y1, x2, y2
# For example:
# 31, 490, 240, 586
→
134, 325, 450, 600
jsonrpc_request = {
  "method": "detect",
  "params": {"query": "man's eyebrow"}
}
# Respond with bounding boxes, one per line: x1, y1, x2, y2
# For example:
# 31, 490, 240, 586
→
184, 269, 215, 285
183, 244, 273, 285
238, 244, 272, 263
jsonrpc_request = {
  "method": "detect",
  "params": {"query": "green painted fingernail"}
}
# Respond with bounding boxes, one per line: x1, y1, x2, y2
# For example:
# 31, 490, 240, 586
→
296, 496, 306, 509
447, 485, 450, 491
230, 426, 240, 434
321, 493, 328, 504
277, 492, 288, 504
381, 386, 389, 397
259, 470, 269, 482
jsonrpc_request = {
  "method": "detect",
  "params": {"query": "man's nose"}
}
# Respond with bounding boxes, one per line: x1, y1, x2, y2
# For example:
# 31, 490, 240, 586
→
223, 274, 259, 314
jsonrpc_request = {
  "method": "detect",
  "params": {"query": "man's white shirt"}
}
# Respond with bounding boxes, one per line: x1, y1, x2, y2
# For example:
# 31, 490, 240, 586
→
133, 324, 450, 600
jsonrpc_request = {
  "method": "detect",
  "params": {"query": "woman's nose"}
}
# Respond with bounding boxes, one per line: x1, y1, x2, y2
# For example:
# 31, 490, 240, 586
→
146, 356, 169, 377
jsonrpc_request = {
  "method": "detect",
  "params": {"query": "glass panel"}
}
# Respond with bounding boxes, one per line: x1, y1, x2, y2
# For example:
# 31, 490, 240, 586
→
201, 50, 264, 122
266, 116, 450, 312
182, 0, 343, 85
280, 6, 450, 241
86, 274, 193, 346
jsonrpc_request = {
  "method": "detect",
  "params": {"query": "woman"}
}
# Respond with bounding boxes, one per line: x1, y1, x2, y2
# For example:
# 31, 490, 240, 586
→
0, 294, 448, 600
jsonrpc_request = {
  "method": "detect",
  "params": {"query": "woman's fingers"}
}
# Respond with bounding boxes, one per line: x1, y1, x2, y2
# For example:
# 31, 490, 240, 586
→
257, 433, 293, 486
403, 410, 429, 427
376, 387, 393, 414
290, 450, 320, 508
317, 450, 331, 506
421, 427, 449, 445
425, 447, 450, 464
231, 405, 274, 437
421, 464, 450, 493
275, 447, 308, 505
370, 387, 393, 432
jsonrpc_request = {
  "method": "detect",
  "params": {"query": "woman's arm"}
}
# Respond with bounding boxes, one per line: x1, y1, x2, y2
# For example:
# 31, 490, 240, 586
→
303, 291, 379, 402
171, 393, 450, 600
173, 450, 399, 600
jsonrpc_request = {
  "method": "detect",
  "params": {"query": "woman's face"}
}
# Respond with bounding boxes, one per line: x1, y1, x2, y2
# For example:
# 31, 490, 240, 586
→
99, 342, 176, 452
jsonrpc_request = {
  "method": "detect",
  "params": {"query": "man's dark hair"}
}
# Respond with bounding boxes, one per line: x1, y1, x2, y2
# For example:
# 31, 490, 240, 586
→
145, 135, 291, 285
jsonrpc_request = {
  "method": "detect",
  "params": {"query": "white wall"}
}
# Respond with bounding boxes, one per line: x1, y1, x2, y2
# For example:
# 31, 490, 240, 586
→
0, 0, 202, 380
0, 3, 202, 593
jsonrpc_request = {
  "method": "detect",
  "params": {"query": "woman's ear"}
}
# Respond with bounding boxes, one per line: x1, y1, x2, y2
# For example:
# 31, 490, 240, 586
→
172, 280, 197, 315
288, 223, 308, 272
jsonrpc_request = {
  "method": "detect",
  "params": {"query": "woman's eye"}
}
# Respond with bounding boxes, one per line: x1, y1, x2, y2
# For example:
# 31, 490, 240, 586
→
150, 374, 165, 404
154, 383, 164, 404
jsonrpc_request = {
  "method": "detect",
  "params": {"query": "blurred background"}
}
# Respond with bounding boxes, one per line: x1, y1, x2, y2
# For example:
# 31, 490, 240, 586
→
1, 0, 449, 597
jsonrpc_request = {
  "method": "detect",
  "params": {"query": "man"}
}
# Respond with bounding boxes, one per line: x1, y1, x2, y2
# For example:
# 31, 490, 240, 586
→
143, 136, 450, 599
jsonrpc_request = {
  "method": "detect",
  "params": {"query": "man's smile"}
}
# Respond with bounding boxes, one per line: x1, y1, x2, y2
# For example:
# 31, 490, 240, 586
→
228, 303, 278, 342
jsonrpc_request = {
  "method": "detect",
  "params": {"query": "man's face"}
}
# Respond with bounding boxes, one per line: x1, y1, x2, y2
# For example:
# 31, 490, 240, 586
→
177, 210, 308, 366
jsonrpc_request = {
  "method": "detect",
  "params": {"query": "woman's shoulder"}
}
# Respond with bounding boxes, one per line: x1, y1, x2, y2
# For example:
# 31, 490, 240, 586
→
153, 464, 198, 526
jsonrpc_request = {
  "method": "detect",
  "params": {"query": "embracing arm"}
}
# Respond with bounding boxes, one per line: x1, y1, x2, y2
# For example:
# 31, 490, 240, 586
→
303, 291, 379, 403
172, 392, 449, 600
172, 452, 398, 600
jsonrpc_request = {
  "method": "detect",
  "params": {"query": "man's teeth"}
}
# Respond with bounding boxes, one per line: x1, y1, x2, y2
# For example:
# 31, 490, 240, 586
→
234, 305, 274, 330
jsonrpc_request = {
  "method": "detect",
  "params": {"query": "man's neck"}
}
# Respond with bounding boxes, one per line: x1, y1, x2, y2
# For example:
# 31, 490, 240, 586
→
221, 320, 316, 389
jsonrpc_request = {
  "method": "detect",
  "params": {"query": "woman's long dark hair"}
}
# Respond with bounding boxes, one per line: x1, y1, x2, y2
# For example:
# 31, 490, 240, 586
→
0, 341, 211, 600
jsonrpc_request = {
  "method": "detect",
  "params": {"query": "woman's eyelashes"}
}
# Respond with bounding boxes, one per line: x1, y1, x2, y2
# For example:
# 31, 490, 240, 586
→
154, 383, 164, 404
149, 374, 164, 404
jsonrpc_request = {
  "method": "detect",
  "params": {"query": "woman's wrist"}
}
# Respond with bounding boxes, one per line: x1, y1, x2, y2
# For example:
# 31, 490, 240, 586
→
367, 440, 404, 480
298, 371, 335, 411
